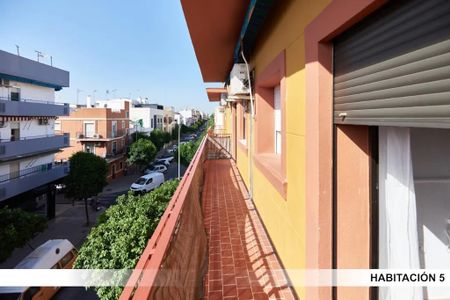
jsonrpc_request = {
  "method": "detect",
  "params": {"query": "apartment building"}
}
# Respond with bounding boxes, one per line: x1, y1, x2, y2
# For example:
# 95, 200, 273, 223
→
184, 1, 450, 300
0, 50, 70, 217
163, 106, 175, 133
55, 101, 129, 181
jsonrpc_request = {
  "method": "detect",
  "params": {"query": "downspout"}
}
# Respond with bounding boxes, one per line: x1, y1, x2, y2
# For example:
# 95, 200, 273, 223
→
240, 44, 255, 200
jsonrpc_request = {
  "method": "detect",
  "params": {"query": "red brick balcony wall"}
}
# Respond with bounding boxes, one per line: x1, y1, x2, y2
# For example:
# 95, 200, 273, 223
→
120, 138, 208, 300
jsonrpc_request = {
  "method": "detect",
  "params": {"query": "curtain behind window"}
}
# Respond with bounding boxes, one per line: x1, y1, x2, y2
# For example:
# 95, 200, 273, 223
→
379, 126, 423, 300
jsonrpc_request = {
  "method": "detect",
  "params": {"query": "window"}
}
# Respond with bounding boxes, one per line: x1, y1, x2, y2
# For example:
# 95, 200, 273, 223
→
151, 119, 154, 128
146, 178, 153, 184
60, 251, 74, 267
120, 162, 123, 170
10, 87, 20, 101
112, 121, 117, 138
54, 121, 61, 131
254, 50, 286, 198
84, 122, 95, 138
274, 85, 282, 154
85, 143, 95, 154
122, 120, 125, 129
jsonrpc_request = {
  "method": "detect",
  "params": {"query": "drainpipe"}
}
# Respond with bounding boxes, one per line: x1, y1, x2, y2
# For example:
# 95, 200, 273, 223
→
240, 45, 255, 200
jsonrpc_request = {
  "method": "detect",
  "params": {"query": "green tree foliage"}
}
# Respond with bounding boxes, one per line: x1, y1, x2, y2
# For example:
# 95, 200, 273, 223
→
131, 131, 151, 143
74, 180, 180, 300
174, 121, 209, 166
0, 207, 47, 262
162, 131, 171, 144
65, 152, 108, 224
171, 124, 179, 140
127, 139, 157, 170
150, 129, 165, 150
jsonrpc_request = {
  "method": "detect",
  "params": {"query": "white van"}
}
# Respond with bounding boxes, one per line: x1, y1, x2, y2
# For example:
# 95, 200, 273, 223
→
130, 172, 165, 194
0, 239, 77, 300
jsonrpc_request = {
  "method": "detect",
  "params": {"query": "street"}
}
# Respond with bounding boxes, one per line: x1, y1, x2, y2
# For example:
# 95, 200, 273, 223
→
1, 157, 187, 300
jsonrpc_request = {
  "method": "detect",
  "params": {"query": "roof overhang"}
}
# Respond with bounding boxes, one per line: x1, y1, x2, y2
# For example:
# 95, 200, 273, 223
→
180, 0, 250, 82
206, 88, 227, 102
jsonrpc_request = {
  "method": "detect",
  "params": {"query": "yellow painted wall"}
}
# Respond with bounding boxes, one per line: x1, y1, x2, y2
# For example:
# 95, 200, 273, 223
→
232, 0, 331, 298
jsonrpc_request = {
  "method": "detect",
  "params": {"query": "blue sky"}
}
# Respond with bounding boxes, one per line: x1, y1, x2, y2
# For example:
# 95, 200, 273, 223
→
0, 0, 217, 113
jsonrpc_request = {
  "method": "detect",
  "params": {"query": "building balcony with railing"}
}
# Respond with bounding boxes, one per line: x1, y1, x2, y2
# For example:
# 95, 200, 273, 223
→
0, 133, 69, 161
0, 96, 70, 117
76, 130, 128, 141
120, 133, 295, 300
0, 161, 69, 201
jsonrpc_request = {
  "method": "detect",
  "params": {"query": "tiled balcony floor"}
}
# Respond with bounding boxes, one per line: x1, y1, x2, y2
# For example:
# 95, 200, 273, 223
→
202, 159, 296, 300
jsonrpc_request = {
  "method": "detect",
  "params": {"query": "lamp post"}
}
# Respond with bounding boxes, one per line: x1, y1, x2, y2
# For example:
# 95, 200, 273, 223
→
175, 120, 181, 179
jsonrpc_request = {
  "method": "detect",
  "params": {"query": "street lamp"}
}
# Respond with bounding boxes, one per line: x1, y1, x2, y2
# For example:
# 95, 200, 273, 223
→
175, 120, 181, 179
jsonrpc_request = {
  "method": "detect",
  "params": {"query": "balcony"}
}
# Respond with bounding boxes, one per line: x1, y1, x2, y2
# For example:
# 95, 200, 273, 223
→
120, 135, 295, 299
0, 97, 69, 117
0, 133, 69, 161
76, 131, 128, 141
0, 162, 69, 201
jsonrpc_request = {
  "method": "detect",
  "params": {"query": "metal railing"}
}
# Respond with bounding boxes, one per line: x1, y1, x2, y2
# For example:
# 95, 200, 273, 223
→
0, 162, 68, 183
0, 96, 68, 106
0, 133, 67, 143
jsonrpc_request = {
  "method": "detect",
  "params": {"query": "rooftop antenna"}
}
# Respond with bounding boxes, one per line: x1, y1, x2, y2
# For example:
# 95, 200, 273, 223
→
35, 50, 43, 62
15, 45, 20, 56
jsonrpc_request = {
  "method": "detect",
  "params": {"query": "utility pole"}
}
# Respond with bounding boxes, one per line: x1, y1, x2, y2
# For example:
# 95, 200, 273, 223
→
177, 121, 181, 179
15, 45, 20, 56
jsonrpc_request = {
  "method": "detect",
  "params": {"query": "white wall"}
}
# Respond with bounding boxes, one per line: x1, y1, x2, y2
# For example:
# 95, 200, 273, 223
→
0, 80, 54, 102
130, 106, 152, 131
411, 128, 450, 300
0, 119, 54, 141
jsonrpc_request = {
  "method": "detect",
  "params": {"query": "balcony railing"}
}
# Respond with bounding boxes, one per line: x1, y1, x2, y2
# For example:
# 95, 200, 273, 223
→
121, 136, 209, 300
0, 96, 69, 116
0, 162, 69, 201
0, 133, 69, 160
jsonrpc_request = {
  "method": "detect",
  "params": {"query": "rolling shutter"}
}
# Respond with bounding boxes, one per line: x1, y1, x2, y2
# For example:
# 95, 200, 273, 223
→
333, 0, 450, 128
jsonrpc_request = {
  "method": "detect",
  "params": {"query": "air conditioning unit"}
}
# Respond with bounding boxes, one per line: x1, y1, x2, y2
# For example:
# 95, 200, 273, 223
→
76, 133, 84, 139
93, 133, 101, 138
227, 64, 250, 96
38, 119, 49, 125
0, 79, 10, 87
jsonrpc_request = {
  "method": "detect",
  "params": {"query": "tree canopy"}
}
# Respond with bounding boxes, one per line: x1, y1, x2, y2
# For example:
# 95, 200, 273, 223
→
65, 152, 108, 200
127, 138, 157, 170
0, 207, 47, 262
150, 129, 165, 150
74, 179, 179, 300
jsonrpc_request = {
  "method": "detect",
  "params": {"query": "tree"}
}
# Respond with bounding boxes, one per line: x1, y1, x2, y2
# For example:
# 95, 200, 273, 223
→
171, 124, 179, 140
0, 207, 47, 262
132, 131, 150, 143
162, 131, 171, 144
127, 138, 157, 170
65, 152, 108, 225
150, 129, 165, 150
74, 180, 180, 300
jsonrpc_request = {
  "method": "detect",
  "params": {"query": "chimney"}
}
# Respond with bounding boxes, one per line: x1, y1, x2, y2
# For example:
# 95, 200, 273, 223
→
86, 95, 92, 108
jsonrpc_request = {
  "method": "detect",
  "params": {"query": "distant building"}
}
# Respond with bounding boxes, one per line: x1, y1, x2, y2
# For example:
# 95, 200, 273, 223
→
55, 99, 129, 181
0, 49, 70, 217
163, 106, 175, 133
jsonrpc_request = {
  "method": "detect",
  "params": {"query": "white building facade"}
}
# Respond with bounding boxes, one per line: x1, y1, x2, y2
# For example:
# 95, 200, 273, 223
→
0, 50, 70, 216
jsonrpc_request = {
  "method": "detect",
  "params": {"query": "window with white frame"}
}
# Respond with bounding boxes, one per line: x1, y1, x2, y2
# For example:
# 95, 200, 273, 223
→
112, 121, 117, 138
54, 121, 61, 131
84, 122, 95, 138
274, 85, 282, 154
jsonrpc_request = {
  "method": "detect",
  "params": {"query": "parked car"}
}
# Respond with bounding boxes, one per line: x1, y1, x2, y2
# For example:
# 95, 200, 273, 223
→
0, 239, 77, 300
130, 172, 165, 194
144, 164, 168, 174
156, 157, 174, 166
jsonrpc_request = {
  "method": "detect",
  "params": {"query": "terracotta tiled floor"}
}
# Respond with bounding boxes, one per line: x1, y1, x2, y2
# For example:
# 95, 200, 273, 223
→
202, 159, 296, 300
